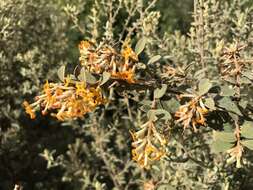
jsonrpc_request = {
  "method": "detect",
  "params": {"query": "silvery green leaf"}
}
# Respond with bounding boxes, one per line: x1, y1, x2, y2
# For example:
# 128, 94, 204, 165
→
213, 131, 235, 142
204, 97, 215, 110
197, 78, 212, 96
162, 98, 180, 113
211, 140, 233, 153
242, 71, 253, 80
147, 55, 161, 65
147, 109, 171, 122
57, 65, 65, 82
154, 84, 167, 99
241, 121, 253, 139
218, 97, 242, 116
135, 37, 147, 55
220, 85, 236, 96
100, 72, 111, 86
78, 68, 97, 84
242, 140, 253, 150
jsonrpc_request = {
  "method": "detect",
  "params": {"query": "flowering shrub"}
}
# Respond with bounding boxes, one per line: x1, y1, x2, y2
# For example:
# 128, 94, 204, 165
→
2, 0, 253, 189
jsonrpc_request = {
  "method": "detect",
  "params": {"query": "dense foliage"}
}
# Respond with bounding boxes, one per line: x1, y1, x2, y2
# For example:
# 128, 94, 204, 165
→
1, 0, 253, 190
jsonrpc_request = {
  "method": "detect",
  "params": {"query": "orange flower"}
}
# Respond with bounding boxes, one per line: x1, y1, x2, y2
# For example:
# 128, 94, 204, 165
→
130, 121, 166, 168
112, 69, 136, 83
24, 80, 106, 121
79, 40, 91, 50
175, 94, 209, 131
23, 101, 36, 119
121, 45, 138, 61
78, 39, 139, 83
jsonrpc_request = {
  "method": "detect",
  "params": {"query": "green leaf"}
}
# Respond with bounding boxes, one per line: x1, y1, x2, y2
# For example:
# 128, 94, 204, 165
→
100, 72, 111, 86
218, 97, 242, 116
147, 109, 171, 122
161, 98, 180, 113
241, 77, 251, 84
242, 70, 253, 80
241, 121, 253, 139
157, 184, 176, 190
135, 37, 147, 55
197, 78, 212, 96
78, 68, 97, 84
204, 97, 215, 110
154, 84, 167, 99
213, 131, 235, 143
239, 100, 248, 109
194, 68, 208, 80
211, 140, 233, 153
220, 85, 236, 96
57, 66, 65, 82
147, 55, 161, 65
223, 123, 233, 132
242, 140, 253, 150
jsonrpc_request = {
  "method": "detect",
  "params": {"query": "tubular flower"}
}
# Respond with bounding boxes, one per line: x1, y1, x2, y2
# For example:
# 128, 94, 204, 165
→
23, 80, 106, 120
130, 121, 166, 169
226, 143, 244, 168
78, 40, 138, 83
175, 94, 209, 132
23, 101, 36, 119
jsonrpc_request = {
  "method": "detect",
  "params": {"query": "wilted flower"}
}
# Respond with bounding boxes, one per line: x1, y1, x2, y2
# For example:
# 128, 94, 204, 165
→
130, 121, 166, 169
78, 40, 138, 83
220, 42, 249, 78
23, 79, 106, 120
175, 94, 209, 131
226, 143, 243, 168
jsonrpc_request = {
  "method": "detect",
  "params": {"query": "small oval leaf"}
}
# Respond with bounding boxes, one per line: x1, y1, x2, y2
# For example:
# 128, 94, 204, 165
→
135, 37, 147, 55
154, 84, 167, 99
197, 78, 212, 96
100, 72, 111, 86
242, 140, 253, 150
220, 85, 236, 96
204, 97, 215, 110
218, 97, 242, 116
78, 68, 97, 84
148, 55, 161, 65
57, 66, 65, 82
241, 121, 253, 139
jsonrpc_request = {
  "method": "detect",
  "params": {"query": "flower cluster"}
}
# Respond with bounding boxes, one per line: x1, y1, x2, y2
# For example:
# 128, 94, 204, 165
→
161, 65, 187, 85
23, 79, 106, 120
79, 40, 138, 83
130, 121, 166, 169
220, 42, 250, 78
175, 94, 209, 132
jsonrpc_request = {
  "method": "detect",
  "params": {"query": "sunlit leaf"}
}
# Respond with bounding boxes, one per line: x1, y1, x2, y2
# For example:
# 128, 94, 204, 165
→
135, 37, 147, 55
57, 65, 65, 82
154, 84, 167, 99
162, 98, 180, 113
147, 109, 171, 122
242, 71, 253, 80
157, 184, 176, 190
213, 131, 235, 142
204, 97, 215, 110
211, 140, 233, 153
242, 140, 253, 150
78, 68, 97, 84
218, 97, 242, 116
220, 85, 236, 96
241, 121, 253, 139
147, 55, 161, 65
100, 72, 111, 86
197, 78, 212, 96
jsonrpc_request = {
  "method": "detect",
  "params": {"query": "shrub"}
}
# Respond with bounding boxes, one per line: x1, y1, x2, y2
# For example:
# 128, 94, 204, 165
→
2, 0, 253, 189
